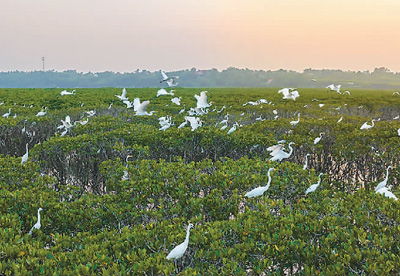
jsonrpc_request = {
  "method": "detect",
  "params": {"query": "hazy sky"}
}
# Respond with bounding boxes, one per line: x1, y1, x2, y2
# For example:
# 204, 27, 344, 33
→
1, 0, 400, 72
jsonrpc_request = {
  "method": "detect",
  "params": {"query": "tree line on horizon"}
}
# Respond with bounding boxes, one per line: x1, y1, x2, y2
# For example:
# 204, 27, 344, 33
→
0, 67, 399, 89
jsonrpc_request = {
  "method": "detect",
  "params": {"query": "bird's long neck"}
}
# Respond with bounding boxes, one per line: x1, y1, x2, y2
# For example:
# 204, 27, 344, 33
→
26, 144, 29, 153
371, 120, 374, 126
317, 175, 322, 185
37, 210, 41, 224
265, 170, 273, 189
287, 144, 293, 155
385, 167, 391, 182
184, 226, 191, 246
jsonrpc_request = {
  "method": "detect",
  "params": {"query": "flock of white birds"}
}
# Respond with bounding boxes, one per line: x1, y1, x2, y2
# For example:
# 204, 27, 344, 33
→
13, 71, 399, 263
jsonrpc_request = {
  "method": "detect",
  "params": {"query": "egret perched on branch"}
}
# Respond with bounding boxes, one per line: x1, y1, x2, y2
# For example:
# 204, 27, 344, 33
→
29, 208, 43, 235
2, 108, 11, 118
305, 173, 324, 195
21, 143, 29, 164
290, 113, 301, 126
122, 155, 133, 181
166, 223, 194, 260
375, 166, 393, 192
268, 142, 295, 162
36, 107, 48, 117
376, 186, 398, 200
227, 122, 239, 134
314, 132, 324, 144
303, 154, 311, 170
245, 168, 275, 198
360, 119, 376, 130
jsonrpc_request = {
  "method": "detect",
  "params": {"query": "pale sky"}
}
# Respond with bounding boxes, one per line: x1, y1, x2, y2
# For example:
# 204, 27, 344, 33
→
1, 0, 400, 72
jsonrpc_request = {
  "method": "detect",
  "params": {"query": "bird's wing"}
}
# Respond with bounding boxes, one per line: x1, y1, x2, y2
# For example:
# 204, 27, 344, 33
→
161, 71, 168, 80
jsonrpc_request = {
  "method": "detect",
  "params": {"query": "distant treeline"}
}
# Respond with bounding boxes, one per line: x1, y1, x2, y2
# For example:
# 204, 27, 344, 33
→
0, 67, 399, 89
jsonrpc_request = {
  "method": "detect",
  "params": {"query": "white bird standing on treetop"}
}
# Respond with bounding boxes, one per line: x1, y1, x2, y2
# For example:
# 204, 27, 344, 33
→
375, 166, 393, 192
290, 113, 301, 126
29, 208, 43, 235
115, 88, 128, 101
314, 132, 324, 144
303, 154, 311, 170
227, 122, 239, 134
2, 108, 11, 118
194, 91, 212, 109
305, 173, 324, 195
376, 186, 398, 200
268, 142, 295, 162
166, 223, 194, 260
36, 107, 48, 117
360, 119, 376, 130
21, 143, 29, 164
245, 168, 275, 198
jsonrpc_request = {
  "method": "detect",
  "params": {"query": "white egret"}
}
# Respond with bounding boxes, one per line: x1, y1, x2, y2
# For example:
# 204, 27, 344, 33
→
282, 90, 300, 101
178, 121, 188, 129
36, 107, 48, 117
220, 124, 228, 130
290, 113, 301, 126
134, 100, 156, 116
77, 118, 89, 126
29, 208, 43, 235
194, 91, 212, 109
314, 132, 324, 144
171, 97, 181, 106
360, 119, 376, 130
122, 155, 133, 181
303, 154, 311, 170
60, 89, 75, 96
21, 143, 29, 164
268, 142, 295, 162
344, 91, 351, 95
227, 122, 239, 134
157, 88, 175, 97
245, 168, 275, 198
166, 223, 194, 260
326, 84, 341, 94
375, 166, 393, 192
305, 173, 324, 195
85, 110, 96, 117
115, 88, 128, 101
376, 186, 398, 200
398, 129, 400, 136
160, 71, 179, 87
22, 120, 26, 134
2, 108, 11, 118
185, 116, 203, 131
337, 116, 343, 123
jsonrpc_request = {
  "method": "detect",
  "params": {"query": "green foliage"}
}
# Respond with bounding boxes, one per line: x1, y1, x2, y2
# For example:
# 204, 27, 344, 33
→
1, 87, 400, 275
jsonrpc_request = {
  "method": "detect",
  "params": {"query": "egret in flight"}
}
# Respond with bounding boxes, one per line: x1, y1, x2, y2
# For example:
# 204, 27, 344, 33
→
268, 142, 295, 162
